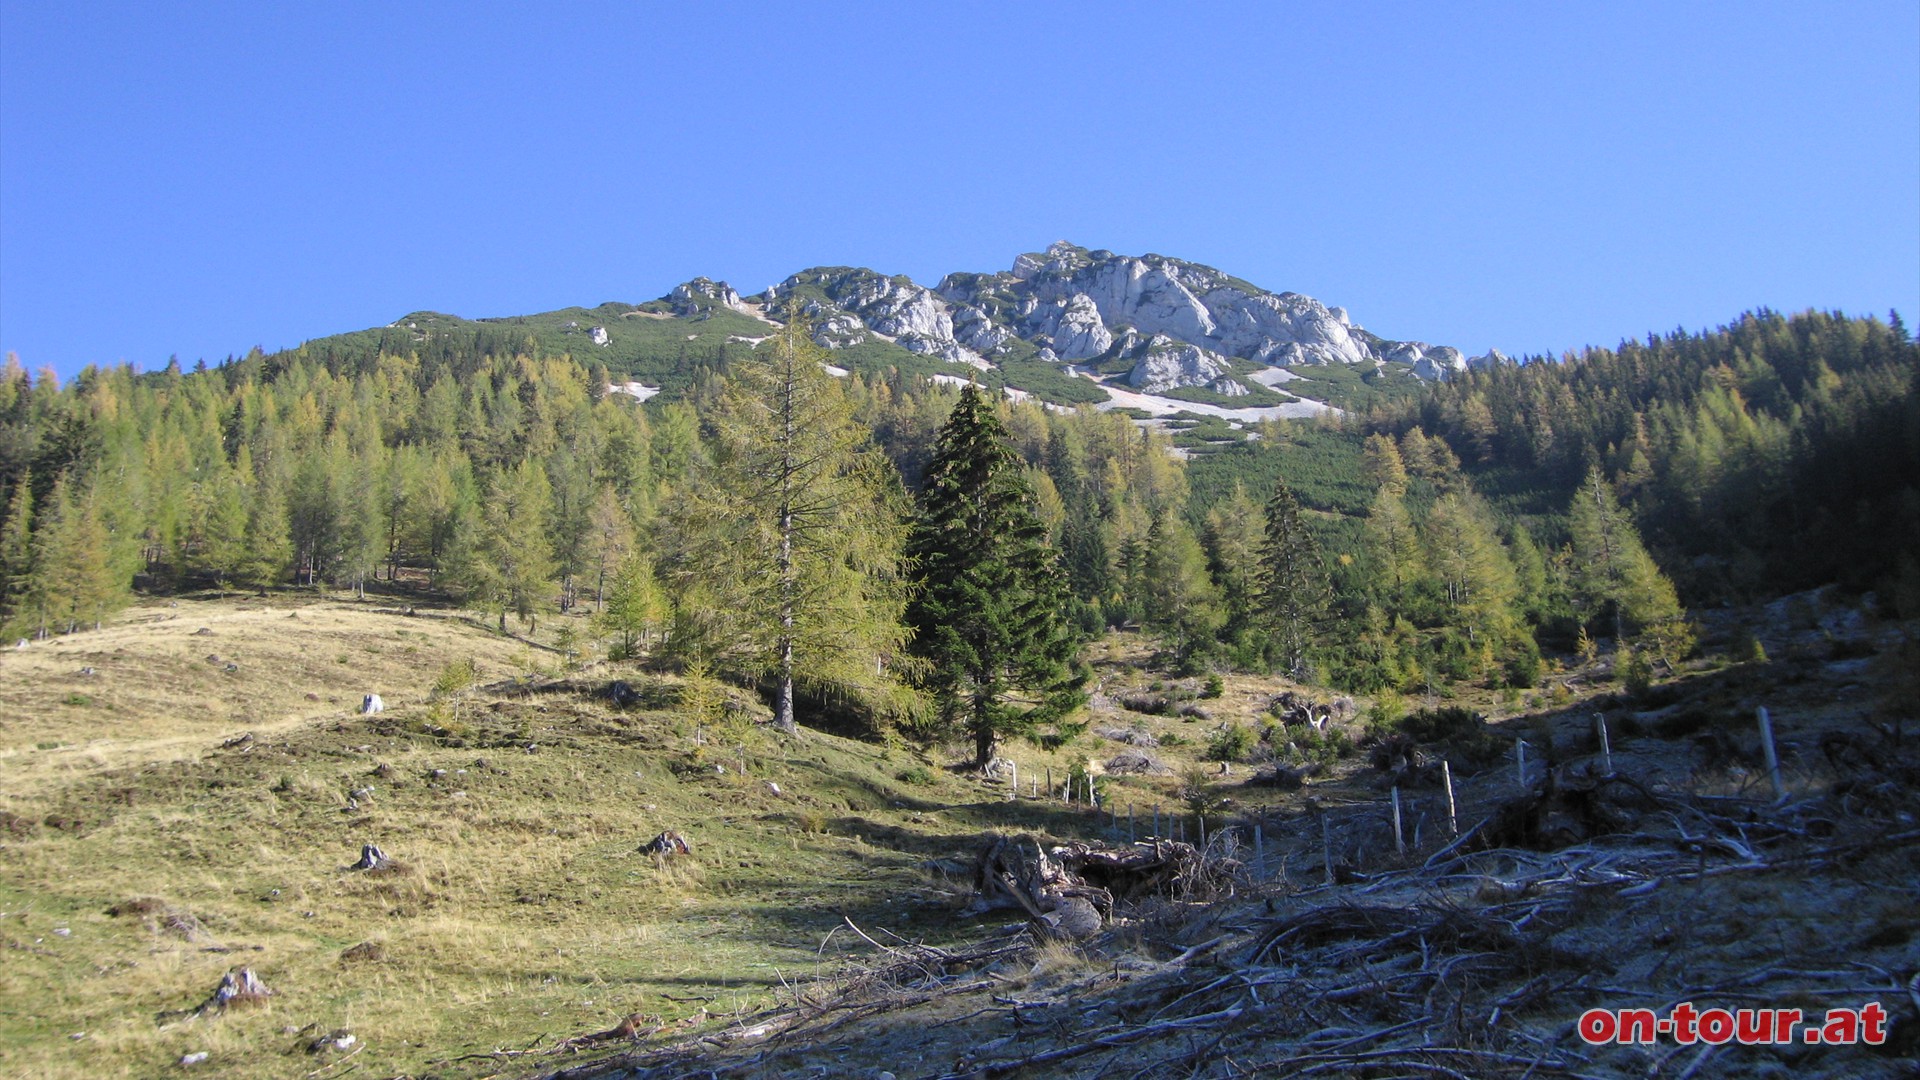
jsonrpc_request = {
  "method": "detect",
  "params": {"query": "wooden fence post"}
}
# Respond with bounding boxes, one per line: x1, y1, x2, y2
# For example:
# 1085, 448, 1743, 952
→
1757, 707, 1785, 802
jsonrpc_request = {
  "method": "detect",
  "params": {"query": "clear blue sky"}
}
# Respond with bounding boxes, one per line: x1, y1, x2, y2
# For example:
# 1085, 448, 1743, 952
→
3, 2, 1916, 379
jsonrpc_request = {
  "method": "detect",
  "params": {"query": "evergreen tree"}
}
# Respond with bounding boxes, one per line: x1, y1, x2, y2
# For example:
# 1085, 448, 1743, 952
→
27, 473, 125, 633
584, 484, 637, 609
1200, 481, 1266, 634
680, 311, 913, 733
1568, 468, 1690, 660
595, 548, 665, 659
1362, 486, 1422, 596
1422, 492, 1524, 668
907, 384, 1086, 766
1259, 479, 1328, 680
192, 463, 249, 587
237, 468, 292, 589
0, 472, 32, 633
472, 459, 558, 633
1141, 509, 1223, 660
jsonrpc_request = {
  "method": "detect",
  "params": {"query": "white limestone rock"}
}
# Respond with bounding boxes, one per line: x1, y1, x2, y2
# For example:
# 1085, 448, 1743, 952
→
1410, 346, 1467, 380
774, 268, 987, 367
1127, 337, 1233, 394
1025, 293, 1113, 359
811, 312, 868, 348
669, 277, 745, 316
589, 326, 610, 347
952, 304, 1012, 353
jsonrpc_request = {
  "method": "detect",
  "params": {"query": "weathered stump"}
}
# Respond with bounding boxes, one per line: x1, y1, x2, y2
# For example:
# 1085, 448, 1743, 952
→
196, 967, 272, 1015
641, 830, 691, 855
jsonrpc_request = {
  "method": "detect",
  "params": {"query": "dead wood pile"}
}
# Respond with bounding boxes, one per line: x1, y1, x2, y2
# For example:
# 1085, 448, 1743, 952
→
528, 738, 1920, 1080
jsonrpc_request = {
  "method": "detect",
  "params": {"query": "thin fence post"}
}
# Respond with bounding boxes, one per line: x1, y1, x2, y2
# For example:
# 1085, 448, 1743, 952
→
1153, 804, 1161, 840
1129, 803, 1136, 843
1198, 814, 1207, 849
1442, 760, 1458, 836
1008, 761, 1017, 801
1391, 787, 1405, 856
1757, 707, 1786, 802
1321, 814, 1333, 886
1254, 823, 1265, 880
1596, 713, 1613, 775
1047, 767, 1053, 803
1515, 739, 1527, 788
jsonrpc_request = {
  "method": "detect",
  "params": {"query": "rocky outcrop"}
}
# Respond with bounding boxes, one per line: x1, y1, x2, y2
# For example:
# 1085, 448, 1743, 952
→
589, 326, 610, 347
1022, 292, 1113, 359
952, 304, 1013, 354
1126, 336, 1235, 394
940, 242, 1448, 377
731, 244, 1474, 389
772, 268, 988, 368
669, 277, 745, 316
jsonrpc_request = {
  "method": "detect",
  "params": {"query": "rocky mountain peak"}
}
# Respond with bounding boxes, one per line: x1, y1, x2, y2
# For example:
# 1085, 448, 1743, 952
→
669, 277, 745, 317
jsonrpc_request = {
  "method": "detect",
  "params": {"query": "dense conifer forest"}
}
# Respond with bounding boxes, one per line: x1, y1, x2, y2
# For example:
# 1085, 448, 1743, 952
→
1, 306, 1913, 742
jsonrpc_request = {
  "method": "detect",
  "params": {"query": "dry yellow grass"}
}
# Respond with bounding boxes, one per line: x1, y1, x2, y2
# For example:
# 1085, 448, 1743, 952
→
0, 595, 1055, 1079
0, 596, 534, 800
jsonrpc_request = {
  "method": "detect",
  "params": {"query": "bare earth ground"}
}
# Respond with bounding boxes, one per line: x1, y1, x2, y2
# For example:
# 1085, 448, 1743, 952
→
0, 592, 1915, 1079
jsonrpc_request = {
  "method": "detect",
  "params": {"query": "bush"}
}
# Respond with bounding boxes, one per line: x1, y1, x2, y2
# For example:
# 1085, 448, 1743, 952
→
1202, 674, 1225, 699
1503, 639, 1542, 688
1397, 705, 1503, 763
1621, 646, 1654, 700
1366, 692, 1406, 733
1205, 722, 1256, 763
895, 765, 934, 786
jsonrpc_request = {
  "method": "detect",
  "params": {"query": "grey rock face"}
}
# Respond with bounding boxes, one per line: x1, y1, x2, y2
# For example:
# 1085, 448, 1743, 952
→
938, 242, 1464, 379
1410, 345, 1466, 380
1127, 336, 1233, 394
952, 304, 1012, 353
670, 277, 744, 316
773, 268, 987, 368
712, 243, 1470, 389
1025, 292, 1113, 359
589, 326, 610, 347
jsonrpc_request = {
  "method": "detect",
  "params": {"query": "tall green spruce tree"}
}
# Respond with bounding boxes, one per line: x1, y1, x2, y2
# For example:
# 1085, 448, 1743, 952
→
907, 385, 1085, 766
1260, 479, 1328, 680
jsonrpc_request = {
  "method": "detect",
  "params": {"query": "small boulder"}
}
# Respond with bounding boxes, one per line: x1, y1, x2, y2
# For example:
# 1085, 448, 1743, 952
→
361, 694, 384, 715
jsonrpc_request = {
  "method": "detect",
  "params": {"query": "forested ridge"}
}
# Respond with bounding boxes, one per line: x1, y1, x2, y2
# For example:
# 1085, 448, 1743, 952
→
1, 305, 1913, 736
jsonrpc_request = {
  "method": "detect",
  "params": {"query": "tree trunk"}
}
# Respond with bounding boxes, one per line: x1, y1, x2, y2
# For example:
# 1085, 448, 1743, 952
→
776, 671, 795, 736
773, 330, 798, 736
974, 699, 995, 768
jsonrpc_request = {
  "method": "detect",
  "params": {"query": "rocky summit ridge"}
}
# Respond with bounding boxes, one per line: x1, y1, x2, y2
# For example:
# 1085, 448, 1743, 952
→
736, 242, 1498, 398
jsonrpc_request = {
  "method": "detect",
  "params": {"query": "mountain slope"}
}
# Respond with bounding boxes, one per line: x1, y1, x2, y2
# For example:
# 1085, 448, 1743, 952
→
285, 243, 1486, 420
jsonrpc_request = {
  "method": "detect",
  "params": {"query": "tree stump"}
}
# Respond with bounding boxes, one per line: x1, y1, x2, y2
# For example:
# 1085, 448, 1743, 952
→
196, 967, 272, 1015
641, 830, 691, 855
